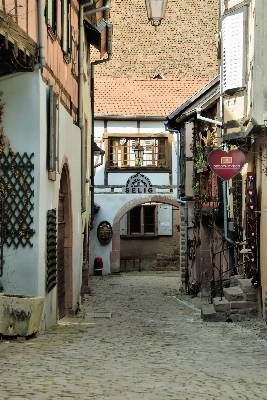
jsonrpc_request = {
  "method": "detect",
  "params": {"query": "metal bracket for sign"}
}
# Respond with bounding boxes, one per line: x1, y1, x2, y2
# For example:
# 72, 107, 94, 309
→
0, 199, 3, 277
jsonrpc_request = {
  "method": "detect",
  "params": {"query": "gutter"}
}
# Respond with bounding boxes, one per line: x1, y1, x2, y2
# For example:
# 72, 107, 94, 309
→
94, 114, 165, 121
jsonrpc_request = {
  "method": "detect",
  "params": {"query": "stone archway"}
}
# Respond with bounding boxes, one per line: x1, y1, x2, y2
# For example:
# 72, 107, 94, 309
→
110, 195, 180, 273
57, 162, 73, 318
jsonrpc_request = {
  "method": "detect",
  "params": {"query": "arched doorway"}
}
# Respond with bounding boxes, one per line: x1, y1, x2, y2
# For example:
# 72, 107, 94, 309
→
110, 195, 181, 273
57, 164, 73, 319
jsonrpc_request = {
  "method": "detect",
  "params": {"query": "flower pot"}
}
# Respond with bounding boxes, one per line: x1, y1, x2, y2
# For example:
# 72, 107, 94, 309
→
0, 294, 45, 337
197, 166, 208, 173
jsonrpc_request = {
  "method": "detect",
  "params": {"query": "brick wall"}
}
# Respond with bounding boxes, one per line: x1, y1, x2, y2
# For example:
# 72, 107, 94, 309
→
92, 0, 219, 79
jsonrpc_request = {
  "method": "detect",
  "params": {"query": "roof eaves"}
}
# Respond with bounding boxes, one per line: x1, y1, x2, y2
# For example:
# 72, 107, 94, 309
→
95, 114, 166, 121
166, 75, 220, 124
173, 88, 220, 125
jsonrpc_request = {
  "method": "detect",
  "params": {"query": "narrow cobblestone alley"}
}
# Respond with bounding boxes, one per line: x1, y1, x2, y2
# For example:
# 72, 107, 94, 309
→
1, 272, 267, 400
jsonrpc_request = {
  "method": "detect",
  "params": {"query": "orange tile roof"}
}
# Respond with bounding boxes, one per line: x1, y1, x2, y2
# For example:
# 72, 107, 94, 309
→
94, 78, 210, 117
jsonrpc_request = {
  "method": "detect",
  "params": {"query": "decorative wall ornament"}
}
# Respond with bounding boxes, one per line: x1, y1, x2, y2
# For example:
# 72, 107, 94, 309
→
245, 172, 258, 283
97, 221, 112, 245
1, 152, 35, 247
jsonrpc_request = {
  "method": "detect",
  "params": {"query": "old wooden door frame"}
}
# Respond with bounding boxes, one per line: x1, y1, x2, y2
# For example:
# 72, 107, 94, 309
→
57, 162, 73, 318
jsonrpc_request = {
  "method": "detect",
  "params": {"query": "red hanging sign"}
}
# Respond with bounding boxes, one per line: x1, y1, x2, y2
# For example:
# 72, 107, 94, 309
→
249, 229, 257, 238
208, 149, 246, 180
247, 172, 255, 182
249, 244, 257, 252
246, 202, 257, 212
246, 188, 255, 198
248, 217, 257, 227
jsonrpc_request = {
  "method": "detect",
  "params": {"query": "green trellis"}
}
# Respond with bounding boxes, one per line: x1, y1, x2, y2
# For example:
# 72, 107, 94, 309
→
1, 152, 35, 247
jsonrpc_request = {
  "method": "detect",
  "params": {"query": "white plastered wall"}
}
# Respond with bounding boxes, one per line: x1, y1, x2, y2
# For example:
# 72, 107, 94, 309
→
0, 69, 83, 328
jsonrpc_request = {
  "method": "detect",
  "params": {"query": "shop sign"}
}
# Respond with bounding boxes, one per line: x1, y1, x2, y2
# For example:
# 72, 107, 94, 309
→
122, 173, 156, 194
207, 149, 246, 180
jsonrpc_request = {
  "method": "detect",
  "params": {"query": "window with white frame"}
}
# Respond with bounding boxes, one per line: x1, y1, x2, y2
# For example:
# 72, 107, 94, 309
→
108, 137, 169, 169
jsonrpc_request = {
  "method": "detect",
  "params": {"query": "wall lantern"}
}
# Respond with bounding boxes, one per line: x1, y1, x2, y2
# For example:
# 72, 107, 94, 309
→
94, 142, 105, 168
133, 141, 144, 166
145, 0, 168, 27
97, 221, 112, 245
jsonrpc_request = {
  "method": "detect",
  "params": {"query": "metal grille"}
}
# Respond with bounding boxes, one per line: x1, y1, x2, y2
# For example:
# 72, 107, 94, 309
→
1, 152, 34, 247
46, 209, 57, 293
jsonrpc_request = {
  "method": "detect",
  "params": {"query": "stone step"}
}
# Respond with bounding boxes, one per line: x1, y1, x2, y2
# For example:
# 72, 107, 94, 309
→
238, 278, 255, 294
201, 305, 218, 321
245, 292, 257, 302
230, 275, 244, 287
230, 301, 257, 310
223, 287, 245, 302
213, 297, 230, 312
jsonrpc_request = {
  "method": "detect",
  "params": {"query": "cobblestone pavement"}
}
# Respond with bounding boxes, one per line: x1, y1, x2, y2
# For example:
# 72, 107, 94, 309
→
1, 271, 267, 400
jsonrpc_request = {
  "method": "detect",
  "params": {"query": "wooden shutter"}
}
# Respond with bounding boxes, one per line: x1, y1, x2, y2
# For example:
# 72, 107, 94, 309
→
222, 7, 246, 93
48, 86, 57, 180
120, 213, 128, 236
157, 205, 172, 236
62, 0, 68, 53
46, 0, 52, 27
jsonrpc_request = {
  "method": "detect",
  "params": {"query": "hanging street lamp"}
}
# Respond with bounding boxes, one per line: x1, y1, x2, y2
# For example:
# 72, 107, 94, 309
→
145, 0, 168, 27
133, 141, 145, 167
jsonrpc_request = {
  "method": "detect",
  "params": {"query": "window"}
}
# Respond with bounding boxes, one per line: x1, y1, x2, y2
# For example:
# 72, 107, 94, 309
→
120, 204, 173, 237
130, 205, 156, 235
108, 137, 169, 169
46, 0, 57, 35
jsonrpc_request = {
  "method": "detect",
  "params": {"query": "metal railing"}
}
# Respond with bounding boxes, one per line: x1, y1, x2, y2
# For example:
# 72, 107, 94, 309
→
210, 242, 251, 303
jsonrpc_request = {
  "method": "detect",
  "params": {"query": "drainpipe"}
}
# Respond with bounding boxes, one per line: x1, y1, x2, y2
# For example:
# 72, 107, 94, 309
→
165, 126, 192, 291
218, 0, 237, 264
90, 24, 113, 229
83, 0, 110, 16
78, 1, 94, 213
37, 0, 45, 68
79, 1, 111, 215
196, 108, 222, 126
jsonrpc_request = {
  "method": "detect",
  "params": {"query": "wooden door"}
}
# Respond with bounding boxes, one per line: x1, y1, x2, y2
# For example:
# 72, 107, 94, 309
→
57, 192, 65, 319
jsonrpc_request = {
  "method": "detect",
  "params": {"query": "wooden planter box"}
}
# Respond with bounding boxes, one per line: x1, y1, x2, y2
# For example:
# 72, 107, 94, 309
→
0, 294, 45, 337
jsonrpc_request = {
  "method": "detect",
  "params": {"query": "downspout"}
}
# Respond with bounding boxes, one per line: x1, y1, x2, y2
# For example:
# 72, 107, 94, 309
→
166, 126, 192, 291
196, 108, 222, 126
83, 0, 110, 16
90, 23, 113, 229
218, 0, 237, 261
78, 1, 94, 213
